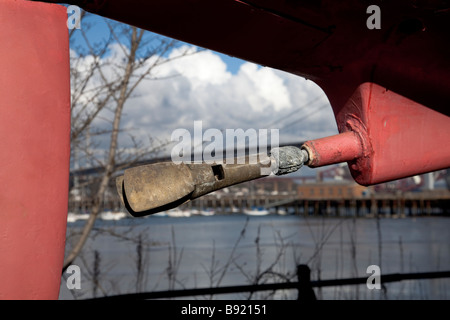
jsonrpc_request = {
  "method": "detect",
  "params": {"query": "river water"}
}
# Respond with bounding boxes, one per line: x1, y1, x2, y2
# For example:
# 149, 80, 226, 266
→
59, 214, 450, 300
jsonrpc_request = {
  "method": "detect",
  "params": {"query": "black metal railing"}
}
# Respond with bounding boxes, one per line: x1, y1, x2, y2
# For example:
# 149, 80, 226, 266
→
90, 265, 450, 300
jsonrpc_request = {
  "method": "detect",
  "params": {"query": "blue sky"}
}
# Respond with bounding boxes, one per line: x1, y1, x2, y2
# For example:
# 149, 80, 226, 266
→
69, 11, 338, 176
70, 12, 246, 74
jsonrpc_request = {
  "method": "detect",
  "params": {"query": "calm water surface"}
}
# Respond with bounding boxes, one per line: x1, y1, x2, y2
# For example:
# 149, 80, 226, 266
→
59, 214, 450, 300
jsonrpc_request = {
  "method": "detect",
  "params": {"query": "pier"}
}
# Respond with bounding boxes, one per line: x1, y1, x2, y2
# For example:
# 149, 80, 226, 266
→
183, 189, 450, 217
69, 174, 450, 218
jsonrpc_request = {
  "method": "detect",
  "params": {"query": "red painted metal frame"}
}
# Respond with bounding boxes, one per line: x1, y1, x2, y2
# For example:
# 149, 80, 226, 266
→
0, 0, 70, 299
1, 0, 448, 300
303, 83, 450, 185
62, 0, 450, 183
59, 0, 450, 115
301, 131, 364, 168
334, 83, 450, 186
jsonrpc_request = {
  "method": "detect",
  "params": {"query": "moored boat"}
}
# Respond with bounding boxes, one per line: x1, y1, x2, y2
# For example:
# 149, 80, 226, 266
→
199, 208, 215, 216
243, 207, 270, 216
100, 211, 127, 221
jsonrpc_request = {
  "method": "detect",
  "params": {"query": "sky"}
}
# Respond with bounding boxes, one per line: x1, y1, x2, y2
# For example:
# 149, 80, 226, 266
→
70, 12, 339, 170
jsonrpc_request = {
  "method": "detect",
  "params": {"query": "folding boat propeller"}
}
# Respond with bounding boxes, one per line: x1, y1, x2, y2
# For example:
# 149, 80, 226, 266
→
116, 146, 309, 216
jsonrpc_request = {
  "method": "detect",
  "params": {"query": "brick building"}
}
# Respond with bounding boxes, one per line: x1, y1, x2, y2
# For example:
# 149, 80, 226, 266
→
297, 181, 370, 199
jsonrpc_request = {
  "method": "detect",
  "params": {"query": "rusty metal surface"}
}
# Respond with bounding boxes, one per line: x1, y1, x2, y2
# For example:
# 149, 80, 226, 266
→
123, 162, 195, 213
117, 153, 288, 215
270, 146, 308, 175
189, 154, 272, 198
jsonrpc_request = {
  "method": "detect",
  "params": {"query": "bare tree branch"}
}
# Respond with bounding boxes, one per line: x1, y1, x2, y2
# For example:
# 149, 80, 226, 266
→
65, 16, 199, 272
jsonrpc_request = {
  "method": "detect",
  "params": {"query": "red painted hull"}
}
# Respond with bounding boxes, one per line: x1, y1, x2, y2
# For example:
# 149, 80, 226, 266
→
1, 0, 449, 299
71, 0, 450, 115
71, 0, 450, 181
0, 0, 70, 299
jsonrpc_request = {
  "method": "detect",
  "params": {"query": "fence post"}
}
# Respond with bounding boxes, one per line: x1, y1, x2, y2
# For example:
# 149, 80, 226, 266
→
297, 264, 317, 301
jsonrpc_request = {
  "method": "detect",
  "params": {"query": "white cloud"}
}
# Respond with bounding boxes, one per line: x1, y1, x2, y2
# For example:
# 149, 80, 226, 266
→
237, 63, 291, 112
73, 44, 338, 161
164, 46, 232, 89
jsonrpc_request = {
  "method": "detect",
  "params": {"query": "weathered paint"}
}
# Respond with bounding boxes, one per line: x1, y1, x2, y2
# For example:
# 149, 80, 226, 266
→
302, 131, 364, 168
55, 0, 450, 185
335, 83, 450, 186
303, 83, 450, 185
0, 0, 447, 298
0, 0, 70, 299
